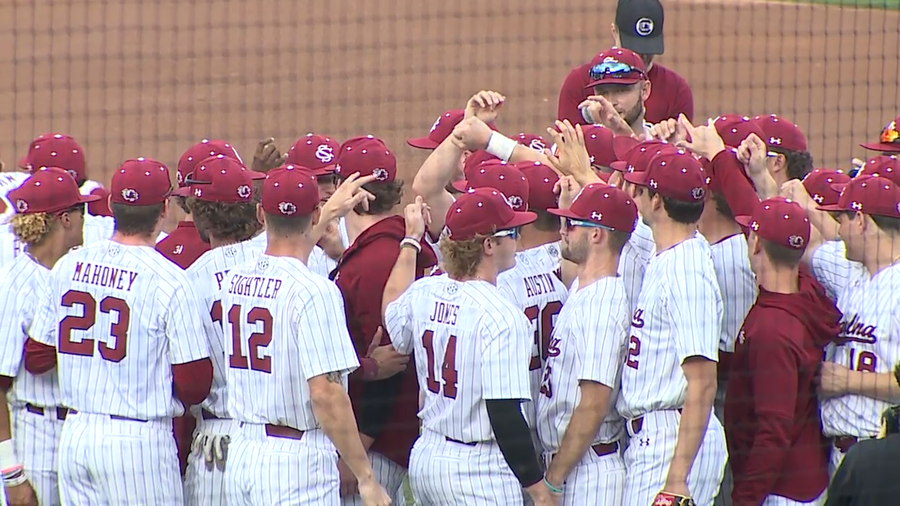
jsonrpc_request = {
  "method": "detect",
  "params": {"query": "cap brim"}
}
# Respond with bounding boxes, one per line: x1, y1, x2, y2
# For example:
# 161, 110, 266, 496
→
451, 180, 470, 192
504, 210, 538, 229
817, 203, 847, 212
247, 170, 267, 180
17, 155, 30, 170
307, 165, 337, 177
547, 208, 582, 220
623, 170, 650, 185
609, 161, 630, 173
613, 135, 640, 160
407, 137, 440, 150
830, 182, 850, 192
619, 33, 665, 56
172, 186, 192, 197
78, 194, 102, 204
585, 77, 643, 89
734, 215, 753, 228
860, 142, 900, 153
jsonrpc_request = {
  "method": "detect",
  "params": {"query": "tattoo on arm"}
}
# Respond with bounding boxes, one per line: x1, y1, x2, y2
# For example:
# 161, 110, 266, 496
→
325, 371, 343, 384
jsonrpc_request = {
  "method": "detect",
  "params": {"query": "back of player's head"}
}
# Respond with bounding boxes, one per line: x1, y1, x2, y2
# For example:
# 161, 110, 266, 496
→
109, 158, 173, 237
174, 155, 265, 242
818, 175, 900, 237
19, 133, 88, 185
753, 114, 813, 181
260, 165, 321, 236
516, 161, 562, 233
175, 139, 244, 216
736, 197, 810, 268
335, 136, 403, 215
624, 150, 707, 225
7, 166, 97, 246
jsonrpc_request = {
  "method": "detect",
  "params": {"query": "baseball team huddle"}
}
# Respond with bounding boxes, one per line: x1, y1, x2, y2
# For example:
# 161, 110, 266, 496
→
1, 0, 900, 505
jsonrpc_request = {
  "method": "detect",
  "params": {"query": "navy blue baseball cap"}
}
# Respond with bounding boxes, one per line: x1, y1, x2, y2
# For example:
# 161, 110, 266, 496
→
615, 0, 665, 56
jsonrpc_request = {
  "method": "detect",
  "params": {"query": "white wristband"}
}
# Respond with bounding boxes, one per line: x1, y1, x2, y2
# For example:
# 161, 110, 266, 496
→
400, 237, 422, 253
0, 439, 20, 474
485, 132, 517, 162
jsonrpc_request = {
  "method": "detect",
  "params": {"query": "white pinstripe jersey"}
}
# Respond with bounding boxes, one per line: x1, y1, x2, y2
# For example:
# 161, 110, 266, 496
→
250, 231, 337, 278
28, 240, 211, 419
384, 276, 533, 443
186, 239, 266, 418
811, 240, 867, 301
0, 254, 62, 408
535, 277, 629, 452
811, 246, 900, 438
568, 240, 645, 314
223, 254, 359, 431
497, 244, 569, 427
708, 234, 757, 353
629, 217, 656, 265
617, 235, 724, 419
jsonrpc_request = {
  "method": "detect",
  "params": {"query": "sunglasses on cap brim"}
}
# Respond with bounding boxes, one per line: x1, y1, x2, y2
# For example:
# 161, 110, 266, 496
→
589, 61, 645, 81
492, 227, 521, 239
564, 217, 614, 231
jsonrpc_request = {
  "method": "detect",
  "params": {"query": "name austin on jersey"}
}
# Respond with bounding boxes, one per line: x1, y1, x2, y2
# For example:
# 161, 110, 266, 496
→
71, 262, 139, 291
524, 272, 559, 298
226, 274, 283, 299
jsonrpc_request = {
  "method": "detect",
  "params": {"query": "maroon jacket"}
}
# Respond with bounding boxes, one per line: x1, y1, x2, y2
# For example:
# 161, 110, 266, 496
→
725, 272, 841, 505
155, 221, 210, 270
333, 215, 437, 468
557, 61, 693, 125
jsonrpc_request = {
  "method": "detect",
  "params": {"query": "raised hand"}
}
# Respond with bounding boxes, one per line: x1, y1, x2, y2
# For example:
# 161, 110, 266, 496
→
465, 90, 506, 123
251, 137, 288, 172
675, 116, 726, 161
450, 117, 494, 152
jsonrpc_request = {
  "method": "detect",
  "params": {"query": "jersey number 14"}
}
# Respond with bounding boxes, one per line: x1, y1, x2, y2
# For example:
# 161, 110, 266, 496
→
422, 330, 458, 399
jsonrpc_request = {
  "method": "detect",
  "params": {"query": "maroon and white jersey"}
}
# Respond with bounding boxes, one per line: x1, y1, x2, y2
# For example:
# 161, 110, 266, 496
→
28, 240, 211, 419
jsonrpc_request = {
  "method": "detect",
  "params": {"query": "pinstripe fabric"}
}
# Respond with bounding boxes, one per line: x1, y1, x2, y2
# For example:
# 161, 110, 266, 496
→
11, 406, 63, 505
339, 452, 407, 506
708, 235, 756, 356
28, 240, 211, 420
762, 491, 825, 506
552, 450, 625, 506
629, 217, 656, 265
58, 412, 183, 505
569, 241, 645, 314
0, 173, 29, 268
0, 212, 123, 269
249, 231, 336, 279
497, 244, 569, 428
182, 418, 236, 506
811, 246, 900, 441
809, 240, 866, 301
384, 276, 532, 442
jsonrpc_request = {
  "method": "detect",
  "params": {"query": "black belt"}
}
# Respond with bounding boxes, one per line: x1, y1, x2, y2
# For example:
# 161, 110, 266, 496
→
445, 437, 477, 446
25, 403, 68, 420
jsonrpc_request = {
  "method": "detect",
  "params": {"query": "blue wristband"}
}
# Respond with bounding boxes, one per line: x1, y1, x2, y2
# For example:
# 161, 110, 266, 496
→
543, 475, 564, 494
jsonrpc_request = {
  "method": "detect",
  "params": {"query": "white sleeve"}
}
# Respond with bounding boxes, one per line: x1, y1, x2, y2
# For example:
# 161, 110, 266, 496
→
0, 279, 30, 376
495, 272, 522, 308
307, 246, 337, 279
617, 242, 645, 309
578, 284, 629, 388
297, 284, 360, 380
629, 219, 655, 265
811, 241, 865, 300
668, 267, 722, 363
481, 307, 532, 401
384, 285, 416, 355
166, 279, 211, 364
27, 273, 58, 347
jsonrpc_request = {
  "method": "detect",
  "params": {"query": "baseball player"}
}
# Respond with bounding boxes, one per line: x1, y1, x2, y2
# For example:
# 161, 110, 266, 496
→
24, 158, 213, 505
535, 184, 637, 505
382, 189, 555, 505
222, 167, 390, 506
0, 171, 30, 268
859, 114, 900, 155
0, 168, 98, 506
813, 175, 900, 473
576, 47, 655, 140
157, 139, 243, 270
18, 133, 111, 217
619, 149, 727, 506
751, 114, 814, 184
172, 154, 266, 505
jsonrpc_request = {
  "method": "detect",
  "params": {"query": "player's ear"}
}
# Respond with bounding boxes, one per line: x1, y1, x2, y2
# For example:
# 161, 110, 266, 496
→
256, 204, 266, 229
310, 207, 322, 228
748, 232, 762, 256
640, 80, 652, 102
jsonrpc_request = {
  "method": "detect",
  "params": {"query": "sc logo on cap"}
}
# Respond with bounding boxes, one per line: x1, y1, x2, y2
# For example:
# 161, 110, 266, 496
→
635, 17, 654, 37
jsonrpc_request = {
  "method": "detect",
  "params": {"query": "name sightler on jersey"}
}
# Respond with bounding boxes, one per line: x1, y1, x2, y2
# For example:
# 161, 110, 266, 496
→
226, 274, 283, 299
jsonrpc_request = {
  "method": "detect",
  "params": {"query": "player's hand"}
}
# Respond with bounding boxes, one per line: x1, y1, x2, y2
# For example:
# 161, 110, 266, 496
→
578, 95, 634, 137
337, 458, 359, 497
780, 179, 815, 211
525, 480, 558, 506
607, 170, 624, 189
465, 90, 505, 123
358, 476, 392, 506
818, 361, 852, 398
320, 172, 377, 222
736, 133, 769, 181
675, 117, 726, 161
450, 117, 494, 152
4, 481, 39, 506
648, 114, 689, 146
403, 196, 431, 242
553, 176, 581, 210
366, 327, 410, 380
251, 137, 288, 173
545, 120, 593, 181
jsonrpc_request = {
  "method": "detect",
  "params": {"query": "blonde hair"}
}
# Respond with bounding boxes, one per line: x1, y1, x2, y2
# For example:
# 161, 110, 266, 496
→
438, 233, 489, 279
8, 212, 54, 245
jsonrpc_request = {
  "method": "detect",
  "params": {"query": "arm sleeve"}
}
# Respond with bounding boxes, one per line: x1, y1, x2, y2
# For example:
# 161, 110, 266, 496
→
810, 241, 864, 300
669, 265, 723, 364
482, 309, 532, 401
732, 320, 801, 505
628, 219, 656, 265
384, 283, 416, 355
0, 279, 30, 377
486, 399, 543, 487
557, 66, 590, 125
167, 279, 211, 365
26, 273, 58, 347
711, 150, 760, 219
298, 284, 361, 381
578, 283, 629, 388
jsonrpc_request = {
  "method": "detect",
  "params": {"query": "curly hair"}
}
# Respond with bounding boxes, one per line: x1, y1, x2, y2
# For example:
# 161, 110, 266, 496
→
187, 198, 262, 243
8, 212, 53, 245
770, 147, 814, 181
438, 233, 489, 280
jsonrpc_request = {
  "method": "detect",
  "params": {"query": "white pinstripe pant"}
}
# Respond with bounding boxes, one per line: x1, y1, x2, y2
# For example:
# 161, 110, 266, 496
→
339, 450, 407, 506
762, 491, 826, 505
623, 410, 728, 506
542, 444, 626, 505
409, 429, 524, 505
57, 411, 183, 505
225, 424, 339, 506
11, 404, 65, 506
183, 417, 238, 506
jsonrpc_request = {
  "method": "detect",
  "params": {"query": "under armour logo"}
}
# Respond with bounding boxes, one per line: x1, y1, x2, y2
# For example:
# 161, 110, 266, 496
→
751, 221, 760, 231
769, 136, 782, 145
813, 194, 824, 204
639, 438, 651, 447
591, 211, 602, 220
649, 179, 659, 189
851, 201, 863, 211
315, 144, 335, 164
193, 188, 203, 197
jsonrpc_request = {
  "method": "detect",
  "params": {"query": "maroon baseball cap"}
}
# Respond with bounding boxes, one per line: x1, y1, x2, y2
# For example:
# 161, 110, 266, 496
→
462, 150, 500, 177
176, 139, 243, 188
585, 47, 648, 88
516, 161, 559, 211
110, 158, 173, 206
549, 183, 637, 232
444, 187, 537, 241
860, 116, 900, 153
857, 155, 900, 185
735, 197, 810, 250
335, 136, 396, 183
611, 139, 676, 173
818, 174, 900, 218
624, 149, 709, 202
452, 161, 530, 212
261, 165, 321, 217
801, 169, 851, 206
173, 155, 266, 202
714, 114, 766, 149
408, 110, 465, 149
8, 166, 100, 214
19, 133, 87, 181
580, 125, 618, 169
285, 134, 340, 176
515, 133, 548, 154
752, 114, 808, 152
